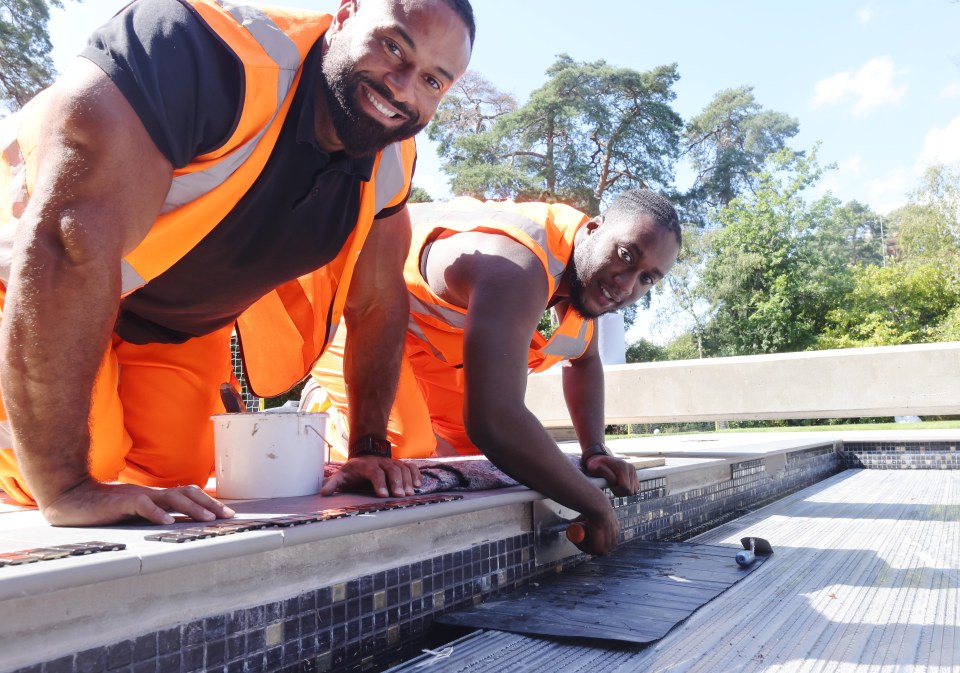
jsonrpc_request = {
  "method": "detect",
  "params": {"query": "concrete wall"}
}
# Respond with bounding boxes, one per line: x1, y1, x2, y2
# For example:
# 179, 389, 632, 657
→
526, 341, 960, 426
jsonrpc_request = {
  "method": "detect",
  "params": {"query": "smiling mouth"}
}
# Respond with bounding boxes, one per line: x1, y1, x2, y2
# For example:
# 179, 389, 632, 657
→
600, 284, 621, 306
364, 87, 399, 119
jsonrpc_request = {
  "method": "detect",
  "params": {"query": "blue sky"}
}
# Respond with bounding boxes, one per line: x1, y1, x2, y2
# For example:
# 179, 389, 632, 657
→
49, 0, 960, 217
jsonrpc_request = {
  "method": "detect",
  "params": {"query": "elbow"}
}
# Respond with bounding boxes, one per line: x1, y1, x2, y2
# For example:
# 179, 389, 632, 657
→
464, 406, 510, 460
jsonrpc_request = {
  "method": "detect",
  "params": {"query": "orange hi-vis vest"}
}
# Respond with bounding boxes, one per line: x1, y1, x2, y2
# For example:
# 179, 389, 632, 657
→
0, 0, 416, 398
404, 197, 595, 372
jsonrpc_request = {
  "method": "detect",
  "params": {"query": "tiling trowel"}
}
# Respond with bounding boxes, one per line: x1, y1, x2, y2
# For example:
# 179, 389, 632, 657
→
533, 500, 587, 565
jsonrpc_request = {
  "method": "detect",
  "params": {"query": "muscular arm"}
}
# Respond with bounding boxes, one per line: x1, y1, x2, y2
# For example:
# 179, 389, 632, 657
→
563, 334, 639, 496
449, 237, 619, 554
320, 206, 420, 497
2, 59, 231, 525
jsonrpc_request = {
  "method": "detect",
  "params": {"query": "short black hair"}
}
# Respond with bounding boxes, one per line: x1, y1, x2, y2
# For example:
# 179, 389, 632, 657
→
438, 0, 475, 47
603, 189, 681, 246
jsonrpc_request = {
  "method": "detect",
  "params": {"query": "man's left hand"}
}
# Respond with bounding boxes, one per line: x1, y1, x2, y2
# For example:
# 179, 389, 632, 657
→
583, 455, 639, 497
320, 457, 421, 497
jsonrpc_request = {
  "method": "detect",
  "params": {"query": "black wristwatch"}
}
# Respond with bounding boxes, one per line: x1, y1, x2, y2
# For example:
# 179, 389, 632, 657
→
348, 435, 393, 459
580, 442, 614, 470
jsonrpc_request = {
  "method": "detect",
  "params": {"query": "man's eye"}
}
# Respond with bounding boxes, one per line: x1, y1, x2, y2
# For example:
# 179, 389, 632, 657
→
425, 75, 441, 91
384, 39, 402, 57
618, 247, 633, 263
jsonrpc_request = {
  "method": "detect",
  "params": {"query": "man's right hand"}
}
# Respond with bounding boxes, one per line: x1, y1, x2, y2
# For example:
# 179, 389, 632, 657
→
320, 456, 421, 498
40, 479, 235, 528
571, 505, 620, 556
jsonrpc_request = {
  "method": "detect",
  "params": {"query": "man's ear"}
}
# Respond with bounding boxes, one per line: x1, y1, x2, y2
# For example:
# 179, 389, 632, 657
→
330, 0, 359, 33
584, 215, 604, 234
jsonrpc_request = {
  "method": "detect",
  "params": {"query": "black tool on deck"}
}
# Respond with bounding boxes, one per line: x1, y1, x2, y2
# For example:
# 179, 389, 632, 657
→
736, 536, 773, 566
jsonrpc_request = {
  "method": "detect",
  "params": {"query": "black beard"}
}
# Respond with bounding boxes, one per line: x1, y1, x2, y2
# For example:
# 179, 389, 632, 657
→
566, 272, 602, 320
319, 65, 424, 157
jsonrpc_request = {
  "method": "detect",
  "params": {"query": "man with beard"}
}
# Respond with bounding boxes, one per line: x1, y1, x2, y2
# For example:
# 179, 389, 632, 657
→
0, 0, 474, 526
303, 191, 681, 555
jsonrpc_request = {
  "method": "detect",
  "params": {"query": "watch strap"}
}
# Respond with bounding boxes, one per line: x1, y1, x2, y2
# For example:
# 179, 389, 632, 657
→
348, 435, 392, 459
580, 442, 614, 470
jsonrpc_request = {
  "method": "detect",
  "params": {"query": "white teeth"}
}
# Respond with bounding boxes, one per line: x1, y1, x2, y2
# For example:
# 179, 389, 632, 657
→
365, 90, 397, 118
601, 286, 615, 302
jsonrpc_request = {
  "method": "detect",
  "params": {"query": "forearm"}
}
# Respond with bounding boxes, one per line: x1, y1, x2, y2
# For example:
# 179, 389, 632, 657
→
1, 226, 121, 506
342, 291, 408, 441
562, 356, 606, 450
468, 407, 611, 519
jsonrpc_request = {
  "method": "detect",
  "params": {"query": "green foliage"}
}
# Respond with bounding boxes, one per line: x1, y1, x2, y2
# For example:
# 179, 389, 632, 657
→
430, 55, 683, 213
625, 338, 665, 363
0, 0, 63, 111
683, 86, 799, 214
663, 332, 701, 360
408, 186, 433, 203
702, 147, 855, 355
817, 164, 960, 349
818, 262, 960, 348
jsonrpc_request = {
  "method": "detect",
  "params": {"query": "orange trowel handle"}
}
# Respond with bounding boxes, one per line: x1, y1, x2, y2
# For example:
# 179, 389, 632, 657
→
565, 522, 587, 544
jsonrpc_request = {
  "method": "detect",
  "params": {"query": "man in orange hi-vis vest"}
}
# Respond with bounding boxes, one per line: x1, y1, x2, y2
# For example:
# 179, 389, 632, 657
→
0, 0, 474, 526
304, 190, 681, 555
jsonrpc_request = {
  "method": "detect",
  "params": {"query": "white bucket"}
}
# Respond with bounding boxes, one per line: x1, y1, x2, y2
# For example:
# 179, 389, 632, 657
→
212, 412, 328, 499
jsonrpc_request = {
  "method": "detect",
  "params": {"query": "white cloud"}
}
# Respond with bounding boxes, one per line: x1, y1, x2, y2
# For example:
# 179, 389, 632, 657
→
940, 82, 960, 99
857, 7, 873, 23
810, 57, 908, 117
839, 155, 863, 177
919, 114, 960, 167
863, 168, 913, 215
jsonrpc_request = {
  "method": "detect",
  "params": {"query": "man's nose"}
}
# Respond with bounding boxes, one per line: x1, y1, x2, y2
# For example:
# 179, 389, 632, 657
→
384, 67, 416, 106
615, 270, 643, 300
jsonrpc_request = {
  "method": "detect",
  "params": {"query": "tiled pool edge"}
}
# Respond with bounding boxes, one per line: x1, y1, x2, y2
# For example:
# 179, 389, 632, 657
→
8, 440, 951, 673
15, 440, 958, 673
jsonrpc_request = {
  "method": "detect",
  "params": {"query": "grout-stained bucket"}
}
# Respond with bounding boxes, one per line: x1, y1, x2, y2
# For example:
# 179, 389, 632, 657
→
212, 411, 328, 499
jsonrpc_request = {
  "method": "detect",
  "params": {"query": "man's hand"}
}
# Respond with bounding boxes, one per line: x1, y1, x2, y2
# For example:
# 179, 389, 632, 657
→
571, 505, 620, 556
584, 454, 640, 497
41, 479, 235, 528
320, 457, 421, 497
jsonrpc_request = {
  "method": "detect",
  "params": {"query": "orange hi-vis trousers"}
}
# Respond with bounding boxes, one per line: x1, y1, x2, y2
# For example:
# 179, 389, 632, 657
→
303, 326, 479, 462
0, 318, 234, 505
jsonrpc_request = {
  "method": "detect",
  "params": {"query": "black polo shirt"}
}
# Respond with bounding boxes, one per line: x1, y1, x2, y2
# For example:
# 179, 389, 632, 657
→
81, 0, 409, 344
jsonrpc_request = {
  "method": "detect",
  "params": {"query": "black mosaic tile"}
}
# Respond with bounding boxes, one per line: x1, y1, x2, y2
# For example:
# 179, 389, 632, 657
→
105, 641, 133, 670
74, 648, 105, 673
131, 659, 157, 673
131, 633, 157, 663
43, 656, 74, 673
157, 652, 181, 673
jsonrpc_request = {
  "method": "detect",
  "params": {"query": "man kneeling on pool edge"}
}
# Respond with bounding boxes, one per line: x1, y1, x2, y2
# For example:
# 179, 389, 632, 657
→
304, 190, 682, 555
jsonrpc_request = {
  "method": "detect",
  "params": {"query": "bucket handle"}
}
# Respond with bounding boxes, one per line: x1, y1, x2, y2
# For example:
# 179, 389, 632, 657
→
305, 424, 335, 463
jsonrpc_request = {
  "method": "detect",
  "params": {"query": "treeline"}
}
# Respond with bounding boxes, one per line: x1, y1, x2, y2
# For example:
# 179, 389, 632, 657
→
425, 55, 960, 361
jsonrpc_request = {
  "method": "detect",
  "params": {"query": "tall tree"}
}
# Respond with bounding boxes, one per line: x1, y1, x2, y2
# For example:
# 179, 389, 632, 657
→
425, 71, 525, 199
701, 148, 842, 355
431, 56, 683, 213
683, 86, 799, 214
0, 0, 63, 111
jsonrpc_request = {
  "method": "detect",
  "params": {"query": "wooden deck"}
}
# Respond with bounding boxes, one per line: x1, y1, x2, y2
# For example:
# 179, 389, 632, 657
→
388, 469, 960, 672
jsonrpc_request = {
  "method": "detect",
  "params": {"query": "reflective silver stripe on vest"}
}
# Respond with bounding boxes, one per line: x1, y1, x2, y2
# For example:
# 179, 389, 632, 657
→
121, 260, 146, 294
1, 112, 28, 220
541, 317, 591, 358
409, 203, 567, 284
408, 291, 467, 330
0, 111, 27, 286
161, 2, 301, 213
374, 143, 406, 213
407, 314, 449, 363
